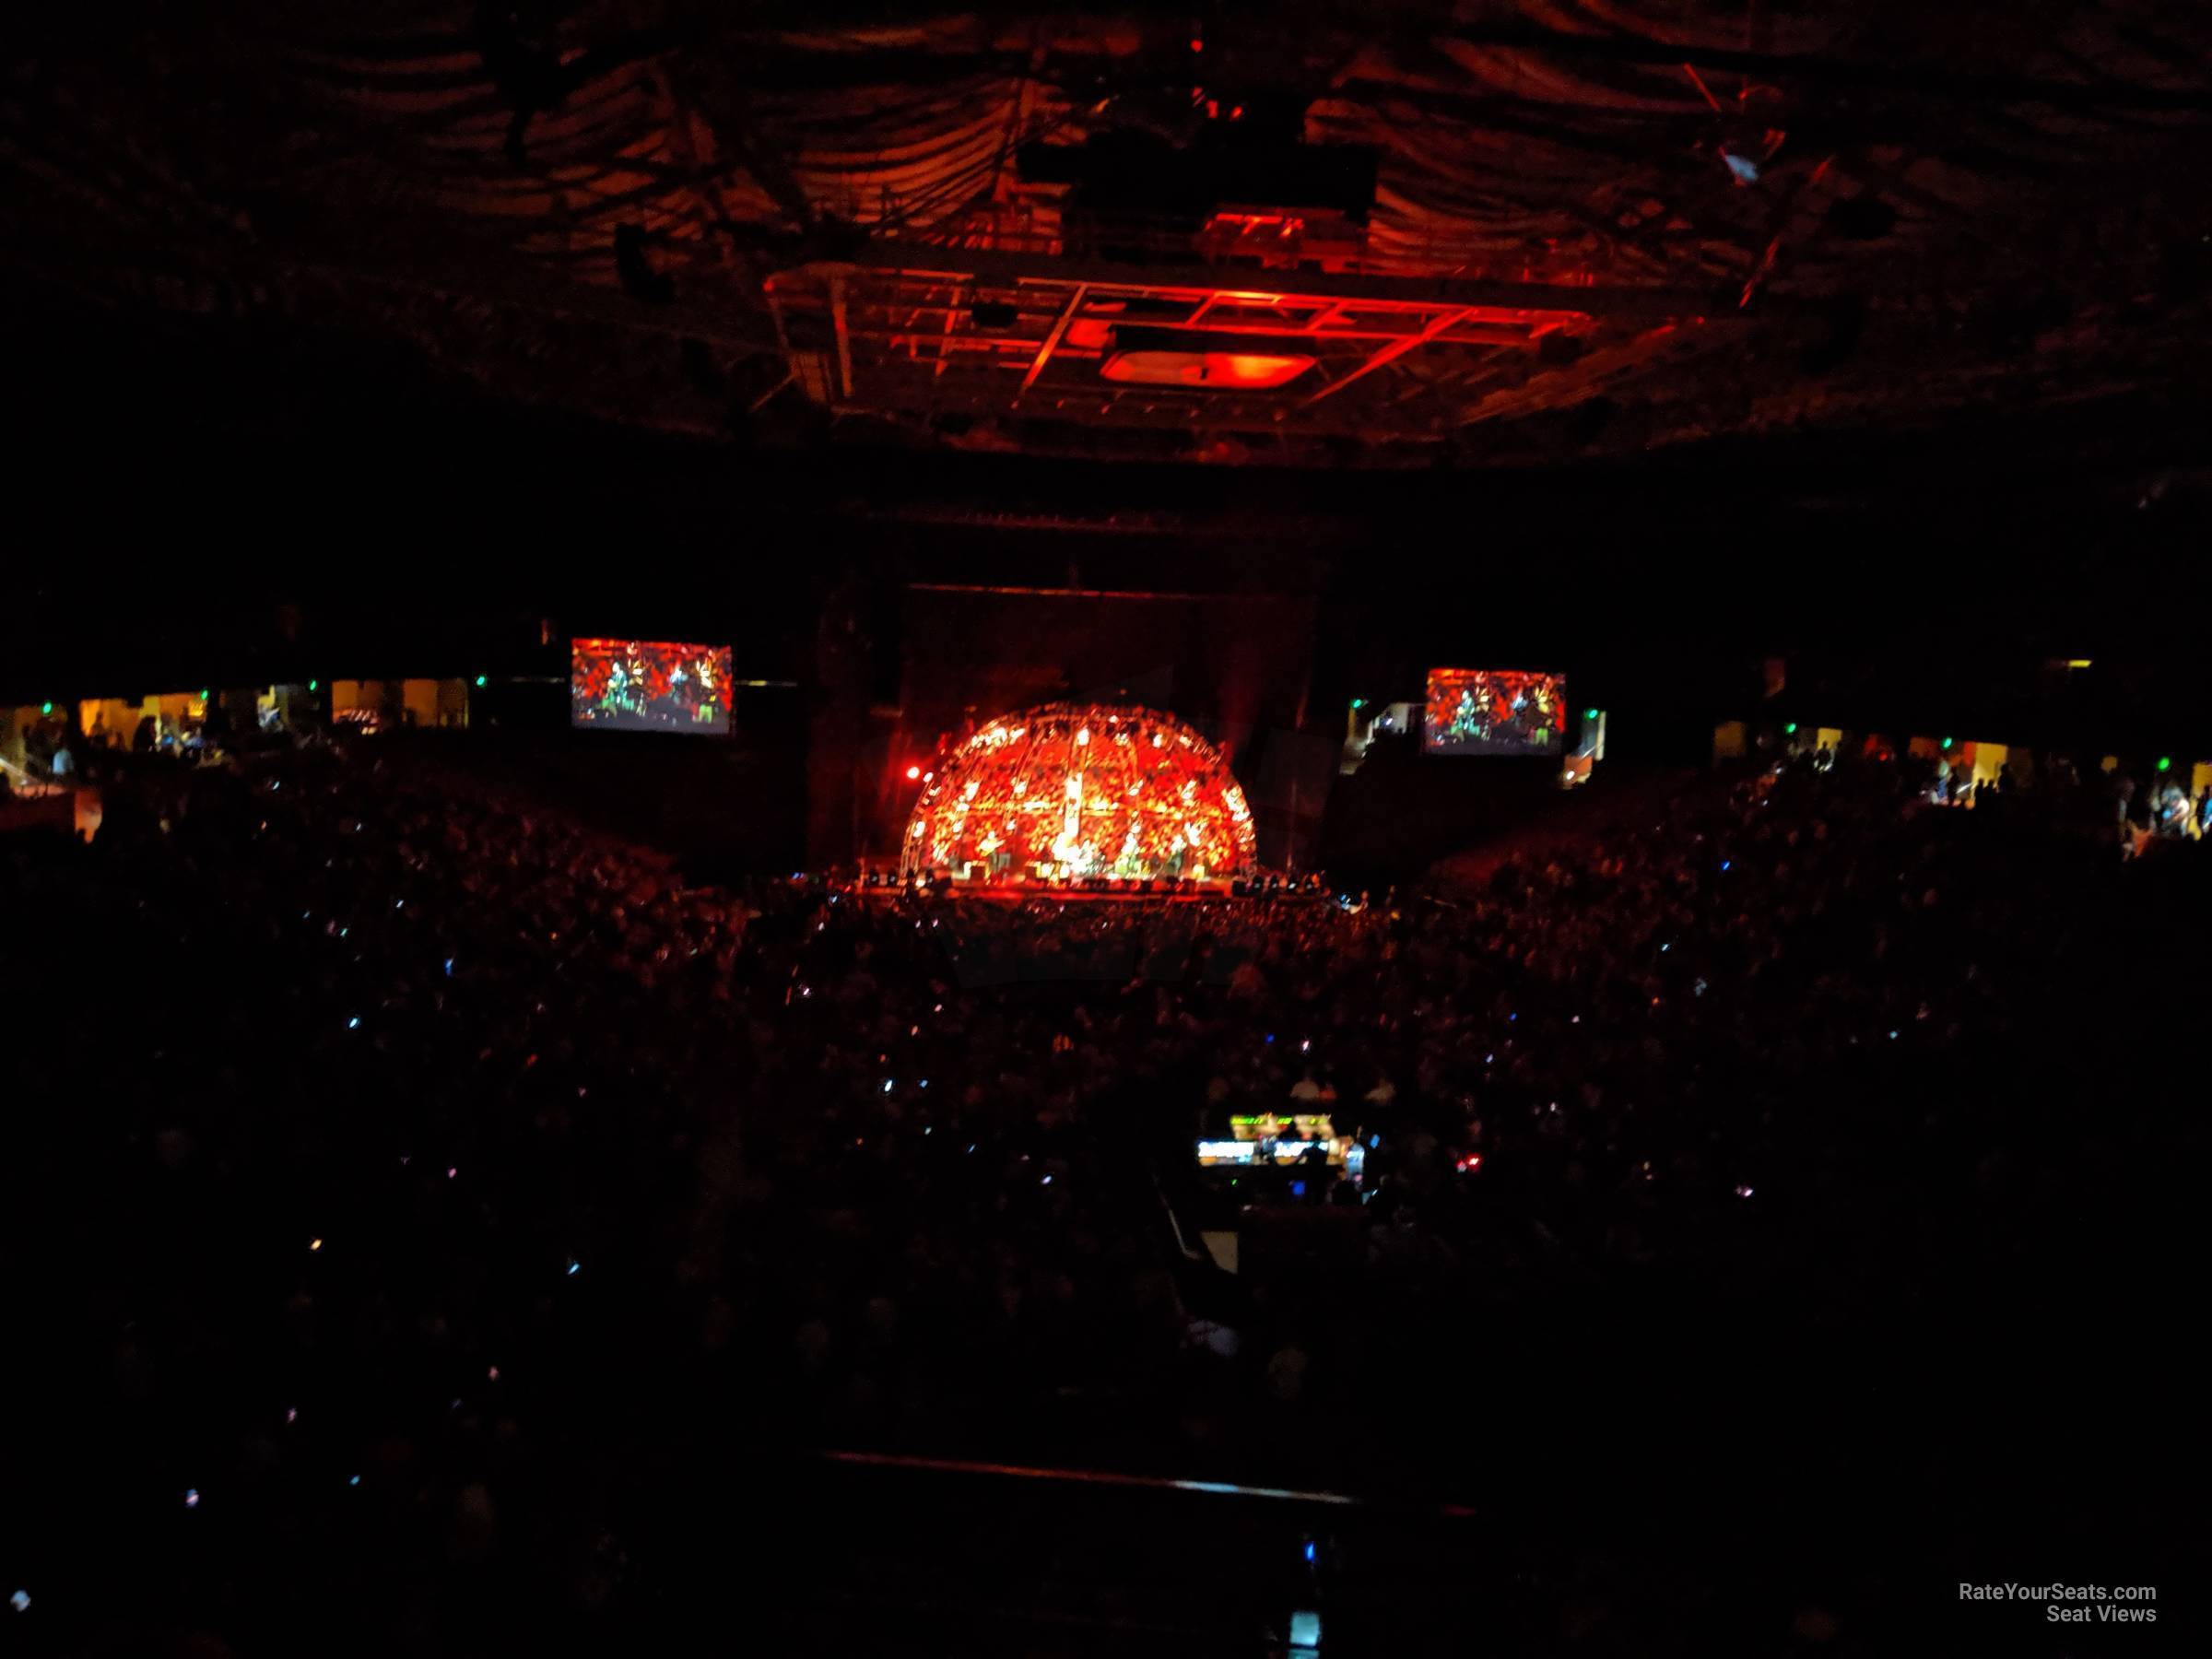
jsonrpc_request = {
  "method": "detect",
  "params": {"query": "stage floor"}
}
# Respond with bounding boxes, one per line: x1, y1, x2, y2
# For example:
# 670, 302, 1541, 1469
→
855, 881, 1326, 906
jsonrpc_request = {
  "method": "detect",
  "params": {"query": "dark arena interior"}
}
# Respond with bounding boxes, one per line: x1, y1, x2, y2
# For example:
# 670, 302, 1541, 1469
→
6, 3, 2212, 1653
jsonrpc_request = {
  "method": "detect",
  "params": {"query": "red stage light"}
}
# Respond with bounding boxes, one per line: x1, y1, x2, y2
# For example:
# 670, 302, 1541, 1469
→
1100, 348, 1315, 389
905, 765, 923, 781
899, 702, 1256, 884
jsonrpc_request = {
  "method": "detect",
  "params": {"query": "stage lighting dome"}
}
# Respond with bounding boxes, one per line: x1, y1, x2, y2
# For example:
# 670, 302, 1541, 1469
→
899, 703, 1257, 883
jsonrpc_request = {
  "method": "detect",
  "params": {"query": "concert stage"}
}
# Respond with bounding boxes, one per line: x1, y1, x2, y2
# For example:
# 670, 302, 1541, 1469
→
852, 876, 1330, 906
899, 701, 1258, 887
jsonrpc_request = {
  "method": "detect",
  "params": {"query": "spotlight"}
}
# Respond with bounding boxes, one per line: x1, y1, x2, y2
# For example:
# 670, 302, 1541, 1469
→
1100, 326, 1315, 390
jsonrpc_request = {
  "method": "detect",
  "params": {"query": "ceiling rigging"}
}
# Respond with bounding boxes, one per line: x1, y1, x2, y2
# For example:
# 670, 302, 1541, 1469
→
6, 1, 2208, 465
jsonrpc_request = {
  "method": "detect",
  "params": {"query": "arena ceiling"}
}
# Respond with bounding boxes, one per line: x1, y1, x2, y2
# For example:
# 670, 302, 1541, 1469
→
8, 2, 2212, 468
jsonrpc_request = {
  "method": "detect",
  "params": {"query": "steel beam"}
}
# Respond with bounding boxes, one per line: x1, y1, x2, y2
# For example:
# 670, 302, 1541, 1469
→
1300, 307, 1474, 406
795, 244, 1724, 322
1018, 284, 1088, 396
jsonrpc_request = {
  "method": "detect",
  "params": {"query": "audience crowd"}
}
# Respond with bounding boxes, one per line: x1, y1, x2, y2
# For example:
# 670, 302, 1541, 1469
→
5, 735, 2202, 1652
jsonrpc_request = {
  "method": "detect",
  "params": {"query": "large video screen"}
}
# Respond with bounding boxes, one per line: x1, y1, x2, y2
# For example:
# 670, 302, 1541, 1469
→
1424, 668, 1567, 755
571, 639, 733, 734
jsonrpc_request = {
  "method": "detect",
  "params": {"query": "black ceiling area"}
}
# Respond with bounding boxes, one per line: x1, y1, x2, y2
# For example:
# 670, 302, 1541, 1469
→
7, 0, 2212, 471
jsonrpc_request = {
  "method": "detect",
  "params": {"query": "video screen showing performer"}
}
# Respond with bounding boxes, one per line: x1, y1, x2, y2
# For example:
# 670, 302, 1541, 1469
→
1423, 667, 1567, 755
570, 639, 733, 734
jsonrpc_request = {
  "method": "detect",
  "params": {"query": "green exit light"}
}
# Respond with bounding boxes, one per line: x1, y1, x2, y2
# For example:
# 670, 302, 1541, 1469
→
1784, 722, 1798, 735
41, 700, 54, 715
1940, 736, 1953, 750
308, 679, 319, 692
1583, 708, 1599, 722
2157, 756, 2172, 772
475, 675, 488, 688
200, 688, 211, 702
1350, 698, 1365, 710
